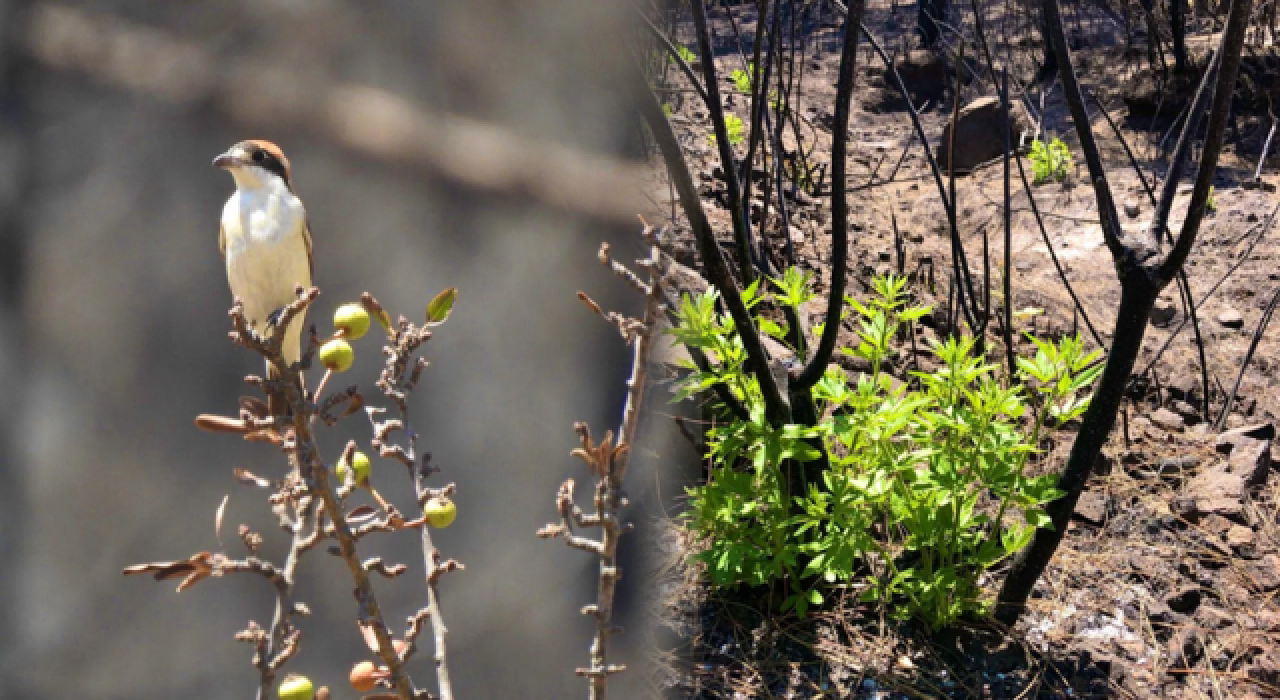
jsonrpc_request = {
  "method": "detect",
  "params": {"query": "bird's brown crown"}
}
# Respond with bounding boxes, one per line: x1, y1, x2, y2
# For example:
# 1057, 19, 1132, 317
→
235, 139, 292, 186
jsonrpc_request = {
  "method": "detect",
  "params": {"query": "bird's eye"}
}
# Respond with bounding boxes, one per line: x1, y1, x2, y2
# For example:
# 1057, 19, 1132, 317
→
252, 150, 266, 163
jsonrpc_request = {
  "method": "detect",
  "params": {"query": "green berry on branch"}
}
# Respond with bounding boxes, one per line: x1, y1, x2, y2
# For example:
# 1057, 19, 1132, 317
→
319, 339, 354, 372
278, 674, 314, 700
334, 303, 371, 339
423, 497, 457, 528
337, 450, 372, 486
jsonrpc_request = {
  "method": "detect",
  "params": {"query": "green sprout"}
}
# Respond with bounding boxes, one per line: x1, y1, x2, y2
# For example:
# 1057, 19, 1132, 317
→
1028, 137, 1073, 184
709, 113, 746, 148
670, 44, 697, 65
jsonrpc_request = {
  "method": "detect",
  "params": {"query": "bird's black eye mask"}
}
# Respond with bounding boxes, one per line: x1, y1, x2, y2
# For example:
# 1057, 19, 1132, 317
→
249, 147, 289, 183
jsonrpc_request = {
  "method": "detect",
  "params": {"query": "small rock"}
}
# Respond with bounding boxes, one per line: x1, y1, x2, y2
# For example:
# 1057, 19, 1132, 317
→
1181, 465, 1247, 520
1165, 586, 1203, 614
1156, 455, 1200, 475
1218, 308, 1245, 329
1215, 422, 1275, 451
1247, 555, 1280, 592
1150, 407, 1185, 432
1125, 552, 1163, 576
1200, 513, 1234, 537
1226, 438, 1272, 487
1072, 491, 1108, 525
1124, 200, 1141, 218
1170, 495, 1199, 520
1171, 400, 1201, 423
1226, 524, 1255, 550
1151, 295, 1178, 327
936, 96, 1031, 173
1166, 373, 1198, 401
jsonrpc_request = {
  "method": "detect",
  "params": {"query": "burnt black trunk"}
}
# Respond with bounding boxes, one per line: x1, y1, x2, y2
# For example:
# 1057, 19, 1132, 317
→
1171, 0, 1191, 73
995, 277, 1158, 622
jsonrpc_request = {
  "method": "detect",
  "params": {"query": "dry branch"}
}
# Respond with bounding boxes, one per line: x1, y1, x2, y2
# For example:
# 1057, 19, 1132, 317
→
539, 223, 668, 699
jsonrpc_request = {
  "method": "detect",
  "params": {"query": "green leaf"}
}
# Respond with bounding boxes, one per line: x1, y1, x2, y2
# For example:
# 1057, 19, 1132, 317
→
426, 287, 458, 323
1024, 508, 1054, 529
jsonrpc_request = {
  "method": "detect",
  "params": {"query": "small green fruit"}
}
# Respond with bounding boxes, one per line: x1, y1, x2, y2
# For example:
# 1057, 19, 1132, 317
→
278, 674, 314, 700
319, 339, 354, 372
423, 497, 457, 528
337, 450, 372, 486
334, 303, 371, 339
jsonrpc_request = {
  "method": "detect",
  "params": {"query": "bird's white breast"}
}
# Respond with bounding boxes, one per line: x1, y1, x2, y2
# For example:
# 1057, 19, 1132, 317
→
221, 178, 311, 348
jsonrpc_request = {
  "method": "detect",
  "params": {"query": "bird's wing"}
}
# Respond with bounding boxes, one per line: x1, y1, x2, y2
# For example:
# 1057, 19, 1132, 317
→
218, 224, 226, 258
303, 219, 314, 279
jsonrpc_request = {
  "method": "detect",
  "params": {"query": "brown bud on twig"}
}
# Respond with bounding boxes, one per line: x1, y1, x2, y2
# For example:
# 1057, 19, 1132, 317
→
233, 468, 276, 490
122, 552, 216, 592
361, 291, 394, 335
577, 291, 602, 314
362, 557, 407, 579
238, 525, 263, 554
195, 413, 249, 433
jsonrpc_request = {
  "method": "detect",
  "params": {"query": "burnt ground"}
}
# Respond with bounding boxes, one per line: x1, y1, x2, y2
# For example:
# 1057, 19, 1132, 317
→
641, 0, 1280, 697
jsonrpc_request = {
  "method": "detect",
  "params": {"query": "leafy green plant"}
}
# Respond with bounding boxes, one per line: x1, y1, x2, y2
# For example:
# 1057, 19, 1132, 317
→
1028, 137, 1073, 184
673, 274, 1102, 625
729, 62, 755, 94
729, 61, 784, 110
670, 44, 697, 66
1206, 185, 1217, 213
708, 113, 746, 148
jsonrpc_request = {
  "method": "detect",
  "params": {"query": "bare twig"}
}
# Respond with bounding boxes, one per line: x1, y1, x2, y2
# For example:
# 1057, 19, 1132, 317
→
539, 223, 668, 699
362, 292, 460, 700
247, 289, 416, 700
790, 0, 865, 391
1215, 285, 1280, 430
637, 75, 791, 427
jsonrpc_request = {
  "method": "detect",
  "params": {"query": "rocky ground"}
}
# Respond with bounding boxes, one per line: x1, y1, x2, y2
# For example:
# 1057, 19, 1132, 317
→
643, 1, 1280, 697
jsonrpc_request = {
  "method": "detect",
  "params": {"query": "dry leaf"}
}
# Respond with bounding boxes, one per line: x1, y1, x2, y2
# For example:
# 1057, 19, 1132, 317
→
233, 468, 273, 489
215, 494, 229, 546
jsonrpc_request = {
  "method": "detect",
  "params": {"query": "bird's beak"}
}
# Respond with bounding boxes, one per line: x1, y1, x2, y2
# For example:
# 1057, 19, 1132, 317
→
213, 149, 244, 169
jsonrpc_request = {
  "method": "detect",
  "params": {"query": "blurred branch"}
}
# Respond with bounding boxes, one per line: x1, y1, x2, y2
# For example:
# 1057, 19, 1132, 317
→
362, 291, 463, 700
540, 223, 668, 699
0, 0, 33, 691
22, 3, 645, 224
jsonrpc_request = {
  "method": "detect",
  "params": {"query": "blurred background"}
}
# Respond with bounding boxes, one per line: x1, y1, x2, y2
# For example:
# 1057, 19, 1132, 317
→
0, 1, 694, 697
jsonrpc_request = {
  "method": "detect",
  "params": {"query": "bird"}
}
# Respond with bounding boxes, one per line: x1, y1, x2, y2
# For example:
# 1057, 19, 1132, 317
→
213, 139, 314, 418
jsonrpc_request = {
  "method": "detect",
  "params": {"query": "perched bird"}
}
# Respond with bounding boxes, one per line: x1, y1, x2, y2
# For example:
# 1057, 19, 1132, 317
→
214, 140, 314, 417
